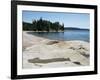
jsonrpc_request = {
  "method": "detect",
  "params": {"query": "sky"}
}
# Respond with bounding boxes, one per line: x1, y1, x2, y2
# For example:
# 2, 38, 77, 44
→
22, 11, 90, 29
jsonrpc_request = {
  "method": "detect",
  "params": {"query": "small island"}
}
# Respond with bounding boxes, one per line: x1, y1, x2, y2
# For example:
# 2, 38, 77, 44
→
23, 18, 64, 32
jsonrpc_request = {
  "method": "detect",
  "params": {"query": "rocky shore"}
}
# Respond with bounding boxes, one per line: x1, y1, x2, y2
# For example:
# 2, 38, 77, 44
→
22, 31, 90, 69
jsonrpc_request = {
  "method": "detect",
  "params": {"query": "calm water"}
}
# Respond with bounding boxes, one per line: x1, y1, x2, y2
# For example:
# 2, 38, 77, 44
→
27, 30, 90, 42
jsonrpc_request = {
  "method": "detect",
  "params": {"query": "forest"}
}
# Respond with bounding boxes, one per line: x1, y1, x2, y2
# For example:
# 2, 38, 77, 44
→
23, 18, 64, 32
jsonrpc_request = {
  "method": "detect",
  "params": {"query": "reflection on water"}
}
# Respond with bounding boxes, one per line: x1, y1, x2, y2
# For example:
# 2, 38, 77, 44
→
27, 30, 89, 42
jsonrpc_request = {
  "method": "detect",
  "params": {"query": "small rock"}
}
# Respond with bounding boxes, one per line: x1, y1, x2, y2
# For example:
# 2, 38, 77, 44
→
73, 61, 81, 65
46, 41, 59, 45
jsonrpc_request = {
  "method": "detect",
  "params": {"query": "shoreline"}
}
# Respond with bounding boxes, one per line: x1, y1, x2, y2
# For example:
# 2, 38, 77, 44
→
23, 30, 64, 32
22, 31, 90, 69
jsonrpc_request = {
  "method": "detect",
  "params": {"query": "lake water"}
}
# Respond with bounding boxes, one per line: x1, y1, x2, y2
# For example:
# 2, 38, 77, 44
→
27, 30, 90, 42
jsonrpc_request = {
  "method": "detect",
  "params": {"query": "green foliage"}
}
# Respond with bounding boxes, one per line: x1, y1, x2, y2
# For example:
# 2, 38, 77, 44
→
23, 18, 64, 31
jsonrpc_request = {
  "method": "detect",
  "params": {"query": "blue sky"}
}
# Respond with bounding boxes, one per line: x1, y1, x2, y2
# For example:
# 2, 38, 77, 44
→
22, 11, 90, 29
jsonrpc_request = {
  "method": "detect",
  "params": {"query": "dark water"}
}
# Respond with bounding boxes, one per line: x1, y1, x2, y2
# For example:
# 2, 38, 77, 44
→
27, 30, 89, 42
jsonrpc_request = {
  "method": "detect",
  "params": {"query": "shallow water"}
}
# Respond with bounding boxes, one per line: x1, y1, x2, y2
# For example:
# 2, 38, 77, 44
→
27, 30, 89, 42
28, 58, 71, 64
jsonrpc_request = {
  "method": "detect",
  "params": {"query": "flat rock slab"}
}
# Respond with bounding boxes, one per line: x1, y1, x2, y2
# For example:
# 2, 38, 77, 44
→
22, 31, 90, 69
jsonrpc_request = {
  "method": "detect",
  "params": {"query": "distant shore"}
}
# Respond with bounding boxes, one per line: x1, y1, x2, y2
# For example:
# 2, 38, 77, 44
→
23, 31, 90, 69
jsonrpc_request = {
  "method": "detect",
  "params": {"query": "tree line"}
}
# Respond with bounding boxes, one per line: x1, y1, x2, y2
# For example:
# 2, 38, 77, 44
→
23, 18, 64, 32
